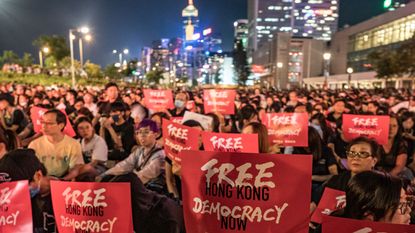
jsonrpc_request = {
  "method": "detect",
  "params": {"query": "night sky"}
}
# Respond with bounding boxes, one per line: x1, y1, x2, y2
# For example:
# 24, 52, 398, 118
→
0, 0, 391, 67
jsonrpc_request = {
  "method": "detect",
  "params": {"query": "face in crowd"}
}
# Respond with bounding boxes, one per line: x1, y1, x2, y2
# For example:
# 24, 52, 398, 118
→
135, 126, 157, 147
106, 86, 119, 101
347, 141, 377, 175
389, 117, 399, 139
333, 101, 345, 114
41, 112, 65, 136
174, 93, 188, 109
77, 120, 94, 139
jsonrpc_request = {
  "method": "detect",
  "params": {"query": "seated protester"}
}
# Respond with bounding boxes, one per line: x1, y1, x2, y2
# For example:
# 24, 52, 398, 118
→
97, 82, 122, 117
76, 117, 108, 176
101, 173, 184, 233
326, 99, 345, 129
334, 171, 412, 225
327, 119, 350, 168
0, 124, 19, 159
0, 92, 29, 135
165, 120, 203, 200
400, 112, 415, 168
310, 113, 333, 145
325, 137, 380, 192
367, 101, 380, 115
64, 90, 77, 116
100, 119, 166, 192
169, 91, 188, 117
293, 126, 338, 203
242, 122, 272, 153
236, 104, 259, 132
83, 92, 98, 116
100, 101, 136, 161
130, 102, 149, 127
29, 109, 84, 180
0, 149, 56, 233
150, 112, 171, 147
377, 114, 413, 181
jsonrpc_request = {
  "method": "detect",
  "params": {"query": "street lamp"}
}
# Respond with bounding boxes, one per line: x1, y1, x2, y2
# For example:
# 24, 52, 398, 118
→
276, 62, 283, 90
323, 52, 332, 89
38, 46, 50, 68
69, 26, 90, 89
347, 67, 354, 88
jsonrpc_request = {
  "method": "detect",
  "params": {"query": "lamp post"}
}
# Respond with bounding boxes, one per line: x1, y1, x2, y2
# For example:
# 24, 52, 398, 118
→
277, 62, 283, 90
347, 67, 354, 88
323, 52, 331, 89
79, 34, 92, 67
69, 26, 90, 89
38, 47, 49, 68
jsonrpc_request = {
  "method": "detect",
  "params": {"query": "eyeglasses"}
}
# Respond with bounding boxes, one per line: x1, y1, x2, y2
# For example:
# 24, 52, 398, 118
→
398, 196, 414, 214
135, 130, 152, 136
346, 151, 372, 159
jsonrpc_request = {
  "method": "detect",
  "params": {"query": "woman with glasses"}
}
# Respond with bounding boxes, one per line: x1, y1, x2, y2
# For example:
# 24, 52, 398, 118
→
335, 171, 412, 225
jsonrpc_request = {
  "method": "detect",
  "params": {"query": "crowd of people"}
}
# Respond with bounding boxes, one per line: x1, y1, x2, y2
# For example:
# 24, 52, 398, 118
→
0, 81, 414, 232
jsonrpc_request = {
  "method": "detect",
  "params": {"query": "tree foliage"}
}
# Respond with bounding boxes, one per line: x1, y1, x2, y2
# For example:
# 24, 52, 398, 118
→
233, 39, 250, 86
0, 50, 19, 65
19, 53, 34, 67
84, 61, 103, 79
104, 64, 122, 80
145, 70, 164, 85
33, 35, 70, 62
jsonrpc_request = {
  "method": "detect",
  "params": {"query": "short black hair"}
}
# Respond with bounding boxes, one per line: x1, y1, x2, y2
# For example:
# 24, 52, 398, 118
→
75, 116, 92, 129
44, 109, 67, 129
346, 136, 380, 161
110, 101, 126, 113
0, 93, 14, 106
105, 82, 118, 90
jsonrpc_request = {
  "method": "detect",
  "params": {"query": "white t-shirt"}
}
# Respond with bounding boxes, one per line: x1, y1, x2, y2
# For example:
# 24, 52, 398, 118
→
81, 134, 108, 163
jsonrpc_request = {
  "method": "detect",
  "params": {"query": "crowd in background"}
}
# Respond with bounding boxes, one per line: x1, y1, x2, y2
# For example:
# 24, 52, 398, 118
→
0, 82, 415, 232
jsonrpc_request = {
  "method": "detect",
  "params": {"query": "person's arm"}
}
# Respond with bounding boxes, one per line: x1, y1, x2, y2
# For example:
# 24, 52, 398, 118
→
90, 136, 108, 165
103, 119, 123, 149
0, 112, 18, 132
63, 141, 85, 181
165, 162, 179, 198
103, 150, 138, 176
327, 143, 340, 162
63, 164, 83, 181
136, 152, 164, 184
390, 153, 407, 176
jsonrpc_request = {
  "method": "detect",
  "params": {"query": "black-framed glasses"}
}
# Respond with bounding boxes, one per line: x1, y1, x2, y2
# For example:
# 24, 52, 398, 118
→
398, 196, 414, 214
346, 151, 372, 159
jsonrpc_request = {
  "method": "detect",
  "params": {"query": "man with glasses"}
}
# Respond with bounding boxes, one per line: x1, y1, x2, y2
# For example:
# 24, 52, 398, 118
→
99, 119, 165, 186
28, 109, 84, 181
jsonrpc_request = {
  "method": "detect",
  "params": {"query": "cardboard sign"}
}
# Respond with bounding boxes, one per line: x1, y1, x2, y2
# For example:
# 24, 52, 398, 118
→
183, 111, 213, 132
311, 188, 346, 224
262, 113, 309, 147
143, 89, 174, 111
181, 151, 312, 233
50, 181, 133, 233
322, 215, 415, 233
162, 119, 200, 162
0, 181, 33, 233
202, 132, 259, 153
342, 114, 390, 145
30, 106, 76, 137
203, 89, 236, 115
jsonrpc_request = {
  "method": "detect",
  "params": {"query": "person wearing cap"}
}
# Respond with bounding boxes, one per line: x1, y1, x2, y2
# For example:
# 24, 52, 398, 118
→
99, 119, 165, 189
0, 149, 57, 232
0, 92, 28, 134
28, 109, 84, 181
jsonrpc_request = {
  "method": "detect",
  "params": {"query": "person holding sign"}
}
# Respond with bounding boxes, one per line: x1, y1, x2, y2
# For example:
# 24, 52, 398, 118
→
242, 122, 271, 153
169, 92, 188, 117
29, 109, 84, 181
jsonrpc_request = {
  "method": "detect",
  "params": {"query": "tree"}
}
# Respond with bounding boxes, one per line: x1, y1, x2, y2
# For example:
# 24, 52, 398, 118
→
33, 35, 70, 62
84, 61, 103, 79
19, 53, 34, 67
367, 48, 400, 79
233, 39, 250, 86
104, 64, 122, 80
145, 70, 164, 85
0, 50, 19, 65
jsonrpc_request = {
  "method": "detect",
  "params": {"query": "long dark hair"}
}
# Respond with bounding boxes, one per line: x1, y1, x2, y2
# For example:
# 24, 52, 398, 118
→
0, 125, 18, 152
310, 113, 332, 144
343, 171, 402, 221
243, 122, 269, 153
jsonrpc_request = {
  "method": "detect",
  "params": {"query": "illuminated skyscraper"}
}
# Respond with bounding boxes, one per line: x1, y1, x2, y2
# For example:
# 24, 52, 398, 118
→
182, 0, 199, 41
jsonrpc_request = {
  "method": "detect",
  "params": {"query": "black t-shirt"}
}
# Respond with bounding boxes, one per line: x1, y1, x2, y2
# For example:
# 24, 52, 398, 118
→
325, 171, 352, 192
4, 108, 27, 134
32, 194, 56, 233
293, 146, 336, 176
377, 137, 407, 172
104, 121, 136, 154
328, 133, 348, 159
168, 108, 187, 117
165, 156, 182, 200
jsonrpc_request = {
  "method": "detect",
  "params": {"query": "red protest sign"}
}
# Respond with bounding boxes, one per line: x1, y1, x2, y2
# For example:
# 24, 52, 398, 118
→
162, 119, 200, 163
322, 215, 415, 233
203, 89, 236, 115
311, 188, 345, 224
30, 106, 76, 137
143, 89, 174, 111
181, 151, 312, 233
50, 181, 133, 233
262, 113, 309, 147
342, 114, 390, 145
202, 132, 259, 153
0, 181, 33, 233
171, 117, 183, 124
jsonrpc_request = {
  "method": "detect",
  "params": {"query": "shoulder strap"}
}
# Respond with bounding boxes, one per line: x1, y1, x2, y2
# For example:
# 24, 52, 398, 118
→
138, 146, 163, 171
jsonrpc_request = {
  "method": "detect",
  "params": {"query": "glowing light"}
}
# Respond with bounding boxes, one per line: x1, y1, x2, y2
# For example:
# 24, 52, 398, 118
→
203, 28, 212, 36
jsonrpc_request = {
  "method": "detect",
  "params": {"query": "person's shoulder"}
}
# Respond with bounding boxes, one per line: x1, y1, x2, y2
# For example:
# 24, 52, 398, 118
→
326, 171, 351, 191
63, 135, 81, 146
28, 136, 46, 148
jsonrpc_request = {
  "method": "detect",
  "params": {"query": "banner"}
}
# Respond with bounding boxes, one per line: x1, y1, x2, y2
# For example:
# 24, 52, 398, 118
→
311, 188, 345, 224
31, 106, 76, 137
0, 181, 32, 233
143, 89, 174, 111
342, 114, 390, 145
203, 89, 236, 115
162, 119, 200, 162
181, 151, 312, 233
322, 215, 415, 233
262, 113, 309, 147
171, 117, 183, 124
202, 132, 259, 153
50, 181, 133, 233
183, 111, 213, 132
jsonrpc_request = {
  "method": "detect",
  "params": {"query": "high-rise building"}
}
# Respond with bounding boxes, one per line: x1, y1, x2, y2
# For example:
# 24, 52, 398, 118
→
234, 19, 249, 50
248, 0, 339, 58
182, 0, 199, 41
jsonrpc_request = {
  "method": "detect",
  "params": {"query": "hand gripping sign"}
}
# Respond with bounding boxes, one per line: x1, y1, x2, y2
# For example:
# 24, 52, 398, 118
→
322, 215, 415, 233
262, 113, 309, 147
202, 132, 259, 153
181, 151, 312, 233
0, 181, 32, 233
30, 106, 76, 137
342, 114, 390, 145
162, 119, 201, 163
203, 89, 236, 115
310, 188, 346, 224
143, 89, 174, 112
50, 181, 133, 233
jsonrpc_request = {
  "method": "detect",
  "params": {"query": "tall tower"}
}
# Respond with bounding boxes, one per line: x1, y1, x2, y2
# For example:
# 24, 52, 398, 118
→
182, 0, 199, 41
